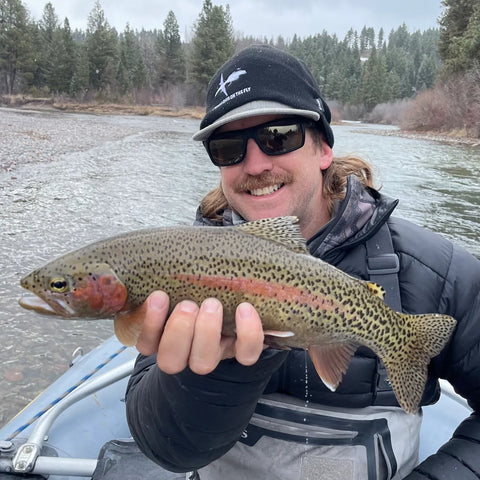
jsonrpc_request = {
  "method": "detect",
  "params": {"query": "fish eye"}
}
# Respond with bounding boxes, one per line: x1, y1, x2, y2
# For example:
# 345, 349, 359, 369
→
49, 277, 69, 293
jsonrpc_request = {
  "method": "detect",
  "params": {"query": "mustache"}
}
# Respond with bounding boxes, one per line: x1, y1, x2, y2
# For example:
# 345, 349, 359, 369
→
233, 172, 293, 193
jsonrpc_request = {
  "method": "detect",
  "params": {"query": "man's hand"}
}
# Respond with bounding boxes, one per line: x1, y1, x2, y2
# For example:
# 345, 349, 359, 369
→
135, 291, 265, 375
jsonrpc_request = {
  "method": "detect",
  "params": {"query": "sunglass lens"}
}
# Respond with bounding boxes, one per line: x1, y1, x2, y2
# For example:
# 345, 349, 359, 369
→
258, 124, 303, 154
209, 137, 245, 166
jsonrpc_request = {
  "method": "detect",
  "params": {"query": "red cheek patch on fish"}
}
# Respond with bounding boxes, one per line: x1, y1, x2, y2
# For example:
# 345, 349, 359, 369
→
72, 274, 127, 315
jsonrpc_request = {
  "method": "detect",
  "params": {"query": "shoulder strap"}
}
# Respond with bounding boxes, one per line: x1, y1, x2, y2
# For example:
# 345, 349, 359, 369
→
365, 222, 402, 312
366, 222, 402, 399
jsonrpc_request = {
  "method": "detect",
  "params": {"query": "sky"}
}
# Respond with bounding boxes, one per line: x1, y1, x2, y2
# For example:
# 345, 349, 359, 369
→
23, 0, 444, 41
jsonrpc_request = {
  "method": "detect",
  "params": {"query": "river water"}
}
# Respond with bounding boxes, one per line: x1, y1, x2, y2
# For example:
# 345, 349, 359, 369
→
0, 108, 479, 427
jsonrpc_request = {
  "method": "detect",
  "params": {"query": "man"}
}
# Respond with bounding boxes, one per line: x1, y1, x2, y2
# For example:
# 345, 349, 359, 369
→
126, 45, 480, 480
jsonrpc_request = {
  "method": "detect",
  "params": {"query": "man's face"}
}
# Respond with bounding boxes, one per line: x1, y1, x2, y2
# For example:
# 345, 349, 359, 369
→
218, 115, 333, 240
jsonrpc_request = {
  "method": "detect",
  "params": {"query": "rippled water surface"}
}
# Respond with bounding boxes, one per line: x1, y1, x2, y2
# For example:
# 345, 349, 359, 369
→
1, 109, 479, 427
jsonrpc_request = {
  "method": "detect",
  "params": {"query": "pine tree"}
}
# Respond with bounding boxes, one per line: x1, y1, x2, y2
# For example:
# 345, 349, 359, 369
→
70, 43, 89, 98
137, 28, 160, 88
439, 0, 474, 71
416, 55, 438, 90
359, 26, 375, 57
85, 0, 118, 91
462, 2, 480, 67
439, 0, 480, 74
117, 24, 146, 94
188, 0, 235, 95
37, 3, 75, 94
360, 46, 387, 109
56, 18, 76, 93
38, 2, 60, 90
0, 0, 34, 93
158, 10, 185, 85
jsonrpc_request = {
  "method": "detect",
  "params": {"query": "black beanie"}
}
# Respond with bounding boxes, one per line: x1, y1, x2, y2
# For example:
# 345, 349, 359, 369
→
192, 44, 334, 148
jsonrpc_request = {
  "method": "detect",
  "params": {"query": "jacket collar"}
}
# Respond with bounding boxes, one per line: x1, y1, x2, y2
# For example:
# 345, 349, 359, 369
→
308, 176, 398, 258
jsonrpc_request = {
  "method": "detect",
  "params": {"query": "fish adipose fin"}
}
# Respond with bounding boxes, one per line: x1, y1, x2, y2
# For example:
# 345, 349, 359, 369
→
382, 312, 456, 414
237, 216, 309, 254
366, 282, 386, 300
308, 342, 359, 392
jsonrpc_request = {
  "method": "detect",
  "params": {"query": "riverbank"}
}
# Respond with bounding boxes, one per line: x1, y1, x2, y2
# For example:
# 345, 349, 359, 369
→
2, 97, 479, 146
53, 102, 206, 119
359, 127, 480, 147
0, 96, 205, 119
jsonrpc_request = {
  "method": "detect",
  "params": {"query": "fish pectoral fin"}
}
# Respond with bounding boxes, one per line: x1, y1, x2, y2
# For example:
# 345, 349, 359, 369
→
366, 282, 386, 300
308, 342, 358, 392
114, 306, 145, 346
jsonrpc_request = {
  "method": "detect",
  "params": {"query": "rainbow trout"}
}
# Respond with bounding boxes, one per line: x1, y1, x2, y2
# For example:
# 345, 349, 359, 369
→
19, 216, 456, 414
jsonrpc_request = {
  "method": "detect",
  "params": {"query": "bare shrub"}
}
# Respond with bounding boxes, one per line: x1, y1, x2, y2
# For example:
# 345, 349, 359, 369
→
440, 76, 472, 131
366, 99, 411, 125
132, 88, 154, 105
465, 66, 480, 137
336, 103, 368, 121
401, 65, 480, 138
400, 87, 452, 132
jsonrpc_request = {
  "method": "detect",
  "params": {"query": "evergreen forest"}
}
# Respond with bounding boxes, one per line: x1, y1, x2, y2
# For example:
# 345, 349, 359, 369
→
1, 0, 479, 137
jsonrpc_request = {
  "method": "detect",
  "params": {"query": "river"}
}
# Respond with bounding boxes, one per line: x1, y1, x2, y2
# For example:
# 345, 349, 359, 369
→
0, 108, 479, 427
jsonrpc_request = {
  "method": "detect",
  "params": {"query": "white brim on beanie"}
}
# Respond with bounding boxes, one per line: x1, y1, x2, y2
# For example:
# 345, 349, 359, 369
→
192, 100, 321, 141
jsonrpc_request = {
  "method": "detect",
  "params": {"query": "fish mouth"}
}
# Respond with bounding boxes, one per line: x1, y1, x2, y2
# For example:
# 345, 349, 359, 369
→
19, 294, 75, 317
248, 183, 284, 197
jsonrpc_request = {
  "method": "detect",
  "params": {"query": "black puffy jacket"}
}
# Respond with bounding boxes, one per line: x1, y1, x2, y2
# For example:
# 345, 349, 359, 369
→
126, 178, 480, 479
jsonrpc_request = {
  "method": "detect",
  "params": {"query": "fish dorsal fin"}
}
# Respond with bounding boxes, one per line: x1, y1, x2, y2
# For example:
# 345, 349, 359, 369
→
308, 342, 358, 391
236, 216, 308, 254
366, 281, 386, 300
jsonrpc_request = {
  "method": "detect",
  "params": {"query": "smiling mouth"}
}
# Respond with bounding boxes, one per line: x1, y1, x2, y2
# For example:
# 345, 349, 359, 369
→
249, 183, 284, 196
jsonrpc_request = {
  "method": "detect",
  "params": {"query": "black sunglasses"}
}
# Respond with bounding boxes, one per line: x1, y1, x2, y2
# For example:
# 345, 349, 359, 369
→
204, 117, 316, 167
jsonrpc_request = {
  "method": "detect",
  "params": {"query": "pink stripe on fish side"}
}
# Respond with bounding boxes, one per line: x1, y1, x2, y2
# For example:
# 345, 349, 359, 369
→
172, 273, 340, 313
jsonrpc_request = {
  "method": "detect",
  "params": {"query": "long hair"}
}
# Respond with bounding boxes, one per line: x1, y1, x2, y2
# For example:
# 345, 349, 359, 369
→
199, 154, 376, 223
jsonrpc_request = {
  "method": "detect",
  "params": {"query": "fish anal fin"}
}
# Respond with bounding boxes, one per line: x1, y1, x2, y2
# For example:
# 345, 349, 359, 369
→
366, 282, 386, 300
308, 342, 358, 392
114, 306, 145, 346
236, 216, 308, 254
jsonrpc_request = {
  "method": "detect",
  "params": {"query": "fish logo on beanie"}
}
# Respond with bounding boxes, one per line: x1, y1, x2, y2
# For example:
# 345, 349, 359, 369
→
193, 44, 334, 148
215, 69, 247, 97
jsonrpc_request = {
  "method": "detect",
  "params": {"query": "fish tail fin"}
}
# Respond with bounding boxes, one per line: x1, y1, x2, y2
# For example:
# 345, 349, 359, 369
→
383, 312, 456, 414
